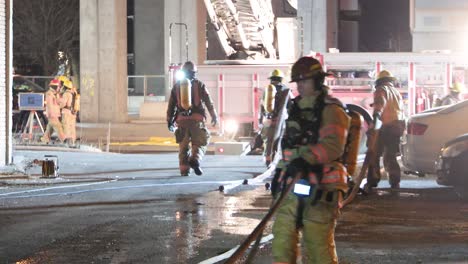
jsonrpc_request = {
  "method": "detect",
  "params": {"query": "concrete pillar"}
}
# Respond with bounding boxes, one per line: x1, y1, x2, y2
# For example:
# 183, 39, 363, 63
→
164, 0, 199, 67
0, 0, 12, 166
133, 0, 165, 97
196, 1, 207, 65
298, 0, 327, 54
163, 0, 200, 100
80, 0, 128, 123
135, 1, 165, 76
327, 0, 339, 49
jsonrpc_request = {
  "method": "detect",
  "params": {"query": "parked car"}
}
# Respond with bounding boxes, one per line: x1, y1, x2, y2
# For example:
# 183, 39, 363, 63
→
12, 75, 47, 133
401, 100, 468, 176
435, 133, 468, 197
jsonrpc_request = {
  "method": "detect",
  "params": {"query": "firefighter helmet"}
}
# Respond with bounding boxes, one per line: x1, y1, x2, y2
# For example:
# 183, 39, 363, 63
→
290, 57, 328, 83
268, 69, 285, 79
375, 70, 396, 86
58, 75, 69, 83
376, 70, 396, 81
182, 61, 198, 73
451, 82, 465, 93
49, 79, 60, 87
64, 80, 73, 89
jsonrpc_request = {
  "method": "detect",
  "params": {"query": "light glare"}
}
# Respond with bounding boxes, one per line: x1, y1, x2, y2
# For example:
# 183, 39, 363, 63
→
175, 70, 185, 80
224, 119, 239, 134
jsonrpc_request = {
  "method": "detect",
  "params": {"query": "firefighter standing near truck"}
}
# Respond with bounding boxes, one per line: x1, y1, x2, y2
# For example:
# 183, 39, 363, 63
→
259, 69, 293, 167
271, 57, 350, 263
41, 79, 66, 143
436, 82, 465, 106
166, 61, 218, 176
60, 79, 78, 145
367, 70, 405, 190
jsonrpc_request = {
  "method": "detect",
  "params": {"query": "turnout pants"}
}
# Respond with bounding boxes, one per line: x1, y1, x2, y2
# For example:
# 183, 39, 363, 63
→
175, 120, 211, 175
62, 111, 77, 144
367, 122, 402, 187
41, 118, 65, 143
272, 192, 340, 264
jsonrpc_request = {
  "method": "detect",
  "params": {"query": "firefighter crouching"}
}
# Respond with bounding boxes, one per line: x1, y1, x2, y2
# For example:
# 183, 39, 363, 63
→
259, 69, 293, 167
41, 79, 66, 143
166, 61, 218, 176
60, 79, 77, 145
271, 57, 350, 263
367, 70, 405, 190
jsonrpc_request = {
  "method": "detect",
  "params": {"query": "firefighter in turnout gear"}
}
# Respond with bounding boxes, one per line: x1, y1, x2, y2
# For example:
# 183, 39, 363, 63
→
259, 69, 293, 167
41, 79, 66, 143
437, 82, 465, 106
367, 70, 405, 189
166, 61, 218, 176
60, 79, 77, 145
271, 57, 350, 263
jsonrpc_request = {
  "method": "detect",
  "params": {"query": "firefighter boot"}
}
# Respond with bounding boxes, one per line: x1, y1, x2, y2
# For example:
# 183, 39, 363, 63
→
189, 160, 203, 176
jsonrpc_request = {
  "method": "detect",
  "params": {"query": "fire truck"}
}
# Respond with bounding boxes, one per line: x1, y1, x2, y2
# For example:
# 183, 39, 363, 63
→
170, 52, 465, 137
169, 1, 468, 139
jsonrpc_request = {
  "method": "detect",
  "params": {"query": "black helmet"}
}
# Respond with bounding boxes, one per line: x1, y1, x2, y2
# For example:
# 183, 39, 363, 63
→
290, 57, 329, 83
182, 61, 197, 73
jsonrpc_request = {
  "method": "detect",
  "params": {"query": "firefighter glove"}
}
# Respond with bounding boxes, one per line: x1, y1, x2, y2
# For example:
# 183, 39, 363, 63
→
211, 116, 218, 127
168, 122, 176, 133
283, 146, 308, 162
283, 148, 299, 162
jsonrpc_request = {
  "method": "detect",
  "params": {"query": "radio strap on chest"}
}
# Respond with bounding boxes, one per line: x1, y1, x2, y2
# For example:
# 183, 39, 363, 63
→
296, 196, 306, 229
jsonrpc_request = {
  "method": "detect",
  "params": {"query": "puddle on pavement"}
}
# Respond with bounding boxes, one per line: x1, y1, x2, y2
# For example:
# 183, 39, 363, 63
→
114, 190, 272, 263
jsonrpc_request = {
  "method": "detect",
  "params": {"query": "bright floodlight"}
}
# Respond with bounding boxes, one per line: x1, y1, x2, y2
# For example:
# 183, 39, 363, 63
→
175, 70, 185, 81
224, 119, 239, 134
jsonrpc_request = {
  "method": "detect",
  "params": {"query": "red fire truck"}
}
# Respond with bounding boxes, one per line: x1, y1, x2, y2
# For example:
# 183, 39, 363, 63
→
168, 52, 467, 136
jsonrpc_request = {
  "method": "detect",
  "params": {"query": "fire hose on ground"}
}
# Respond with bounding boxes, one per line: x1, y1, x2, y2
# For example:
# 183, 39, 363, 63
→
222, 128, 381, 263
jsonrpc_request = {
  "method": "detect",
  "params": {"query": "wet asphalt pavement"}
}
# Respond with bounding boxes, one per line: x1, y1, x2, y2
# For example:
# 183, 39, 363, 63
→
0, 150, 467, 263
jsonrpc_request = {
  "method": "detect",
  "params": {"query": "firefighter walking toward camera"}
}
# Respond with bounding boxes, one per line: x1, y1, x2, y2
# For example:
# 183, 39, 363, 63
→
271, 57, 350, 264
166, 61, 218, 176
41, 79, 66, 143
259, 69, 293, 167
60, 79, 77, 145
367, 70, 405, 190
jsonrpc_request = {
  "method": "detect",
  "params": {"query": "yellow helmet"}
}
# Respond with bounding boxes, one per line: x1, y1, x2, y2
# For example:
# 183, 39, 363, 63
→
64, 80, 73, 89
376, 70, 394, 80
58, 75, 69, 83
269, 69, 285, 79
451, 82, 465, 93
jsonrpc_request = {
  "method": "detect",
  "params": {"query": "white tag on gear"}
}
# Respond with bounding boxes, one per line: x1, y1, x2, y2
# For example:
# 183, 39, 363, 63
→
293, 183, 311, 196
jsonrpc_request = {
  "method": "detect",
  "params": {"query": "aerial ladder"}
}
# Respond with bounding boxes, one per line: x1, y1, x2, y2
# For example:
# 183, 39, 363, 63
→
203, 0, 277, 59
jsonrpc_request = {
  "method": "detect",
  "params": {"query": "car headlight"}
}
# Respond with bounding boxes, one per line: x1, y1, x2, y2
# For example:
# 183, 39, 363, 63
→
434, 155, 443, 171
440, 140, 468, 158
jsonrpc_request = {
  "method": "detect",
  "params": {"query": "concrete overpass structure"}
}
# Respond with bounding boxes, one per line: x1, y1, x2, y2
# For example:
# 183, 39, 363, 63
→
78, 0, 336, 125
4, 0, 466, 167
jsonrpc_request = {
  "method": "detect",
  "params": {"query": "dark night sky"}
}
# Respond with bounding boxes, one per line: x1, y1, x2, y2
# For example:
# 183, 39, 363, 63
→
358, 0, 412, 51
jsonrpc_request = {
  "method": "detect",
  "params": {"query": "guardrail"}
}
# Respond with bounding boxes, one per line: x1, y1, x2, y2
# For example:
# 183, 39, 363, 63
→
19, 75, 168, 115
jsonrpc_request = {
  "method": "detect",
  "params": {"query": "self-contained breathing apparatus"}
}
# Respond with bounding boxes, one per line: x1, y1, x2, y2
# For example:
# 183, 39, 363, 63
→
270, 91, 362, 229
263, 84, 276, 115
178, 78, 192, 116
271, 92, 362, 202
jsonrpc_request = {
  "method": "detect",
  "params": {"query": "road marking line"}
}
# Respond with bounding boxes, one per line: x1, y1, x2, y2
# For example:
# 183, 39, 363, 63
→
0, 180, 243, 199
0, 180, 117, 197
